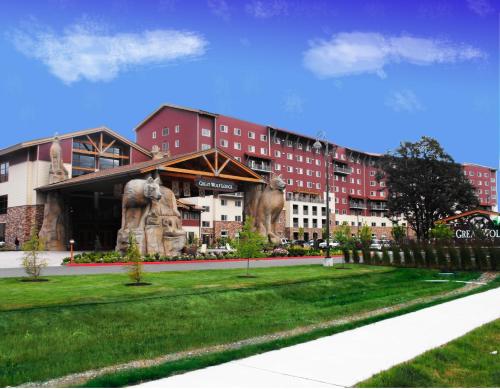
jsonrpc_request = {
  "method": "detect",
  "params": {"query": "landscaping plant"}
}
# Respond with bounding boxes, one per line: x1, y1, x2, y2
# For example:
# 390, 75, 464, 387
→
234, 217, 267, 277
126, 234, 146, 285
21, 226, 47, 281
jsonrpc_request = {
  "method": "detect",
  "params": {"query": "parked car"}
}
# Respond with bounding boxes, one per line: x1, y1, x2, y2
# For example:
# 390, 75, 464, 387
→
318, 240, 340, 248
280, 238, 290, 246
291, 240, 309, 247
369, 239, 383, 250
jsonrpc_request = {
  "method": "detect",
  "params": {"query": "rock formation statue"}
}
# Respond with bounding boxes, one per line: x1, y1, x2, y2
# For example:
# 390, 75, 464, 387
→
39, 191, 67, 250
49, 136, 69, 184
116, 176, 186, 256
244, 174, 286, 244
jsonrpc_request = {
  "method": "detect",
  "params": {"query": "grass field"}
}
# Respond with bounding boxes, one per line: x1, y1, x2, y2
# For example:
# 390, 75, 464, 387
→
0, 265, 481, 386
358, 319, 500, 388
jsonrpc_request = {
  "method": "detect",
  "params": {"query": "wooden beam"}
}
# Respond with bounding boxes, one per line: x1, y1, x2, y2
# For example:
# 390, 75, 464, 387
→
217, 157, 231, 175
202, 155, 216, 174
162, 166, 263, 183
86, 135, 99, 152
101, 139, 116, 155
214, 150, 219, 171
99, 132, 104, 153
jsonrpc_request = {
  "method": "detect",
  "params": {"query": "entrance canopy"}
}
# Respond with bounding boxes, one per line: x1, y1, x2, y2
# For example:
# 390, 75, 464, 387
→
37, 148, 265, 196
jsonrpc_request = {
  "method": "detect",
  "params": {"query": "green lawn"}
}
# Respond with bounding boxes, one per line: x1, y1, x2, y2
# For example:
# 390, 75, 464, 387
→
358, 319, 500, 388
0, 265, 481, 386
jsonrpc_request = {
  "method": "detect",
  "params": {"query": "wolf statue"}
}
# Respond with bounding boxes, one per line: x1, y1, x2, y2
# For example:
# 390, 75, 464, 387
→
245, 174, 286, 244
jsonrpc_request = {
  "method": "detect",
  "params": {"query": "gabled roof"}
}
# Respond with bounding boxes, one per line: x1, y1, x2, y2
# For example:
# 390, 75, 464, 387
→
0, 126, 151, 158
37, 148, 265, 192
437, 209, 500, 224
134, 103, 219, 131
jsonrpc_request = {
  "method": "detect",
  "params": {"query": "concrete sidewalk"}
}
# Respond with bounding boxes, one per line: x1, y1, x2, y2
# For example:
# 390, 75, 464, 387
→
135, 286, 500, 388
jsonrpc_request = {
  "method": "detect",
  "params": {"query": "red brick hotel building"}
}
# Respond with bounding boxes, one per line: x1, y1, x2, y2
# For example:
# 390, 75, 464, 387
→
0, 103, 496, 247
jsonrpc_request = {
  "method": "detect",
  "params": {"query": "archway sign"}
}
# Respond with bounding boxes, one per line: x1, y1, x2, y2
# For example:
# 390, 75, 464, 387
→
436, 209, 500, 241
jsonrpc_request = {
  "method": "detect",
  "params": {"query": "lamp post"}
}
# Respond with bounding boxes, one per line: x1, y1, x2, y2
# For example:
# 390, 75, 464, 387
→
313, 131, 334, 267
69, 239, 75, 264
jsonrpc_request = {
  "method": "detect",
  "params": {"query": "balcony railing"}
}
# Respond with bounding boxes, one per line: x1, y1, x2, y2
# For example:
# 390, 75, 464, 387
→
288, 194, 323, 203
247, 161, 271, 172
370, 203, 387, 211
349, 201, 367, 209
333, 165, 351, 175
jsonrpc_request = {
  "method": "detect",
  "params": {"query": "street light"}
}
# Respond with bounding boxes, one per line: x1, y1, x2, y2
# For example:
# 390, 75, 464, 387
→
69, 239, 75, 264
313, 131, 334, 267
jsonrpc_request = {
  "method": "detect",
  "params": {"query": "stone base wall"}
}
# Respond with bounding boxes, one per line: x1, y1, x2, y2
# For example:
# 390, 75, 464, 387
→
0, 205, 45, 248
214, 221, 243, 240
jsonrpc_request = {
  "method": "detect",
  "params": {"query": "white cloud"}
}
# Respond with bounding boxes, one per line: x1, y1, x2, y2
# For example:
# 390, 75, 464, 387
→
466, 0, 494, 16
207, 0, 230, 20
303, 32, 486, 79
10, 23, 208, 84
245, 0, 288, 18
385, 90, 424, 113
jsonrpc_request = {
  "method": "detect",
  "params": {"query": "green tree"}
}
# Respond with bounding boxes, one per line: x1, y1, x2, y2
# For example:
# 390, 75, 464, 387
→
430, 224, 454, 243
377, 137, 478, 240
334, 223, 351, 266
22, 226, 47, 280
359, 224, 372, 264
235, 217, 267, 276
126, 234, 145, 285
391, 224, 406, 245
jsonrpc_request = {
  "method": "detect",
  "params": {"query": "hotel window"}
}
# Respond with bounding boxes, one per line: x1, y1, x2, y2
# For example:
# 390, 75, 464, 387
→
202, 221, 210, 227
357, 168, 361, 174
221, 199, 227, 206
235, 200, 242, 207
341, 154, 346, 160
221, 215, 228, 221
152, 131, 157, 139
248, 131, 255, 139
175, 140, 180, 148
478, 181, 482, 186
341, 176, 347, 182
370, 171, 375, 176
287, 178, 294, 185
275, 150, 281, 157
175, 125, 180, 133
357, 189, 362, 195
100, 158, 120, 170
492, 178, 496, 183
201, 144, 211, 150
0, 195, 7, 214
261, 148, 267, 155
220, 125, 228, 133
260, 134, 267, 141
335, 186, 339, 192
478, 172, 482, 177
315, 159, 321, 166
295, 155, 301, 162
0, 162, 8, 183
342, 209, 347, 215
316, 183, 321, 189
485, 181, 489, 186
287, 153, 293, 160
307, 182, 313, 188
234, 128, 241, 136
274, 137, 281, 144
469, 171, 474, 176
0, 223, 4, 242
297, 143, 303, 149
350, 189, 355, 194
235, 215, 242, 222
162, 128, 169, 136
342, 187, 346, 193
202, 128, 211, 137
287, 166, 293, 172
273, 163, 281, 171
162, 143, 169, 152
335, 198, 339, 203
305, 145, 311, 151
306, 157, 312, 164
316, 171, 321, 177
380, 181, 385, 187
297, 180, 303, 187
234, 142, 241, 150
287, 140, 293, 147
370, 191, 376, 196
296, 168, 303, 174
371, 222, 377, 227
72, 154, 95, 169
248, 145, 255, 153
380, 191, 386, 197
220, 139, 229, 148
370, 181, 376, 186
350, 178, 355, 184
342, 198, 347, 204
306, 169, 312, 176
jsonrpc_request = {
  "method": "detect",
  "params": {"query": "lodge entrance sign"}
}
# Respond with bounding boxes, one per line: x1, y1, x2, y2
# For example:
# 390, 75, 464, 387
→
437, 210, 500, 241
194, 177, 238, 192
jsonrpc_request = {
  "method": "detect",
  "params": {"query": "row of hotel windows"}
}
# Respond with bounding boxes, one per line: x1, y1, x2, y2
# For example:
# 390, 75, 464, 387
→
151, 125, 181, 139
470, 180, 496, 187
464, 170, 494, 179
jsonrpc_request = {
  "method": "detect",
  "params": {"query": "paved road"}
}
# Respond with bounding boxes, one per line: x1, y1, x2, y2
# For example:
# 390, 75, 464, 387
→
0, 257, 341, 278
135, 286, 500, 388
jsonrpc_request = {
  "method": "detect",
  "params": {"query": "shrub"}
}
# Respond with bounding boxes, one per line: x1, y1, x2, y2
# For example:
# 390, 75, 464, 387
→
429, 224, 454, 243
447, 245, 460, 270
352, 249, 360, 264
391, 225, 406, 245
459, 245, 472, 270
488, 246, 499, 271
402, 245, 413, 267
288, 245, 308, 257
126, 234, 145, 285
423, 244, 436, 268
381, 247, 390, 265
472, 244, 488, 270
270, 247, 289, 257
392, 246, 402, 266
435, 245, 448, 270
410, 241, 424, 267
21, 226, 47, 280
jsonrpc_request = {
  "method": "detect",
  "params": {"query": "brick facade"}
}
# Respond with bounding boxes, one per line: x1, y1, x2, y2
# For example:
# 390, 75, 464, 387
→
214, 221, 243, 240
0, 205, 45, 248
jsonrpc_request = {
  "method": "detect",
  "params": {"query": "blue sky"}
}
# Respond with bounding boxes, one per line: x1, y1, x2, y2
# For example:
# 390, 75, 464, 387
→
0, 0, 498, 169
